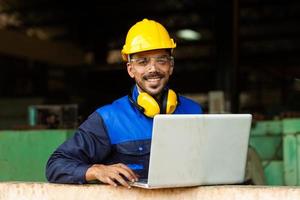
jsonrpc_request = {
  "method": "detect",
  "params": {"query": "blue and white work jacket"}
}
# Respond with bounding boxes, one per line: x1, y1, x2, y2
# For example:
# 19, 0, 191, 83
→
46, 86, 203, 184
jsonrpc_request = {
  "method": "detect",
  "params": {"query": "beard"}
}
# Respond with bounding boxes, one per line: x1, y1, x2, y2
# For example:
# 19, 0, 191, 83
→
136, 71, 169, 98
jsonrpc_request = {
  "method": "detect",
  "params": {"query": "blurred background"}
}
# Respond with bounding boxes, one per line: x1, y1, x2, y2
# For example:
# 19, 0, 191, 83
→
0, 0, 300, 186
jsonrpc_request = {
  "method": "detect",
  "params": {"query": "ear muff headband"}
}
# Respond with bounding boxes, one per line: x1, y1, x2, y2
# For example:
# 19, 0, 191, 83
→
128, 87, 178, 118
128, 93, 145, 113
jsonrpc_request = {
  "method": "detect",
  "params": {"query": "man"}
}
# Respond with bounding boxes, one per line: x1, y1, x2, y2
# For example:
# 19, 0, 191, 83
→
46, 19, 203, 188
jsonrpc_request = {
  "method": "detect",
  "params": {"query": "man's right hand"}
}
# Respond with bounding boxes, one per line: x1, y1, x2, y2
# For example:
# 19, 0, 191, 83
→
85, 163, 139, 188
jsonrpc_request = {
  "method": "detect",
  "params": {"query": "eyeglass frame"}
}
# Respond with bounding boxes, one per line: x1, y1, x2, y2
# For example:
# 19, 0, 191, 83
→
128, 55, 174, 67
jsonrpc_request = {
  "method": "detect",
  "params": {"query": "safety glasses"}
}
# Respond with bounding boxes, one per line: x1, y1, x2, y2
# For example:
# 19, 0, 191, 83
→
129, 55, 174, 67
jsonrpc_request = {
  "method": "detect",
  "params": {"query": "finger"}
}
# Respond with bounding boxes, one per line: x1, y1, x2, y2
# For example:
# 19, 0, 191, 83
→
117, 164, 139, 181
112, 173, 131, 188
116, 167, 137, 182
105, 177, 118, 187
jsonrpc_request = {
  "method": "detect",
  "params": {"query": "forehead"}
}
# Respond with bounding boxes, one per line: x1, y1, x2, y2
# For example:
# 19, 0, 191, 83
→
131, 49, 170, 58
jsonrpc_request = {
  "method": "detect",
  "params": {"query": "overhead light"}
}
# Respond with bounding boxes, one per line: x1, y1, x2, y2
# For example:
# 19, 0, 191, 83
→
176, 29, 201, 41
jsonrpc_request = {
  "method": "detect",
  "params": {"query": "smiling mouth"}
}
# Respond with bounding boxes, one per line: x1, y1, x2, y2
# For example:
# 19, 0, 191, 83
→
147, 77, 161, 82
144, 73, 164, 80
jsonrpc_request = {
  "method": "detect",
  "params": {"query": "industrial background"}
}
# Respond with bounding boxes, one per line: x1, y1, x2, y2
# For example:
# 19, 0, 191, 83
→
0, 0, 300, 186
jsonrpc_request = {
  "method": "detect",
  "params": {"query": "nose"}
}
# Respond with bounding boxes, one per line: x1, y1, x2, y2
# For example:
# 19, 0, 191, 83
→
147, 58, 158, 72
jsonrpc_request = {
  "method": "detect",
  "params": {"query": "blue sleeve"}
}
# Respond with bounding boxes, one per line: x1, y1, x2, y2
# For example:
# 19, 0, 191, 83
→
45, 111, 111, 184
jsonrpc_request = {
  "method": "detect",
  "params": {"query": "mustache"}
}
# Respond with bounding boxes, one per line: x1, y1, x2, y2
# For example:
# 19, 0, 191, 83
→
143, 72, 164, 80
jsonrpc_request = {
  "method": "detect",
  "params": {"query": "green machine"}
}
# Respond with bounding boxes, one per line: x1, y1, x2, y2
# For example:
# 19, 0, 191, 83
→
249, 118, 300, 186
1, 118, 300, 184
0, 130, 74, 182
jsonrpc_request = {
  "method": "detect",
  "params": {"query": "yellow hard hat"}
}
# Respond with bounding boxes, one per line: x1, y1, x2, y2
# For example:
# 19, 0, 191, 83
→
121, 19, 176, 61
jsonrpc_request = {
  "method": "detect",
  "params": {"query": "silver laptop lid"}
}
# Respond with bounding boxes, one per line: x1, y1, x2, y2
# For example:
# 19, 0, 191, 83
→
147, 114, 252, 188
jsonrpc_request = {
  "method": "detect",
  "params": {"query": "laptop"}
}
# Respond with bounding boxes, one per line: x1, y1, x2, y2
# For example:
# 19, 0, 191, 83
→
130, 114, 252, 189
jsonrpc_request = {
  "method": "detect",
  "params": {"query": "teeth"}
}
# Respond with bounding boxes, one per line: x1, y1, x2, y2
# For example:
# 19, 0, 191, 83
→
148, 78, 160, 81
148, 77, 160, 79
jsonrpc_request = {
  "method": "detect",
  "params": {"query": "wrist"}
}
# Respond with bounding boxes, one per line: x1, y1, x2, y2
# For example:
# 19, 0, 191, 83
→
85, 164, 104, 181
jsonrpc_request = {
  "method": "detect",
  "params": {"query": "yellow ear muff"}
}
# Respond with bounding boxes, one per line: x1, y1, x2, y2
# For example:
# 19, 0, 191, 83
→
137, 93, 160, 118
166, 89, 178, 114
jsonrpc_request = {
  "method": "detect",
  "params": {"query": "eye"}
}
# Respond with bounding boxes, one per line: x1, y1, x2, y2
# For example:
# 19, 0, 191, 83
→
135, 58, 148, 66
156, 56, 169, 64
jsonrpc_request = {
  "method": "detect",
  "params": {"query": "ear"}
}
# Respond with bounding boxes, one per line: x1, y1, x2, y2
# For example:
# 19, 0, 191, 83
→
169, 60, 174, 75
127, 62, 135, 78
